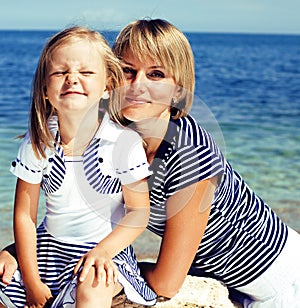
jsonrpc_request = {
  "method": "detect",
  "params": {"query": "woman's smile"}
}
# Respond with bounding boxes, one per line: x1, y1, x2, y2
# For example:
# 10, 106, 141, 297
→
125, 95, 150, 105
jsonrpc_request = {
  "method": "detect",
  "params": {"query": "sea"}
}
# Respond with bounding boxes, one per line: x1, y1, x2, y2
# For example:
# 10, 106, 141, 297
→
0, 30, 299, 252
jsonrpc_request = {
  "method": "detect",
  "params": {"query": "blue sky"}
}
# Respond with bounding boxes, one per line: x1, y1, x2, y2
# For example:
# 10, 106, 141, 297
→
1, 0, 299, 34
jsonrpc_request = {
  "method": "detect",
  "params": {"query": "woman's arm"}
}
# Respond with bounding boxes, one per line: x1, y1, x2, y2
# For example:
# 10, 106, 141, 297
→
142, 176, 218, 298
75, 178, 150, 282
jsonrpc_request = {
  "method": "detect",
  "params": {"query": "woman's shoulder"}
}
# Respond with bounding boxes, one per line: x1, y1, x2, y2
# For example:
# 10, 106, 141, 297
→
173, 114, 205, 132
171, 114, 213, 146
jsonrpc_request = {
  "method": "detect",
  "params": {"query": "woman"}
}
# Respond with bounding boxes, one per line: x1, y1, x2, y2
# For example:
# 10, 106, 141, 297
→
1, 19, 300, 307
112, 18, 300, 307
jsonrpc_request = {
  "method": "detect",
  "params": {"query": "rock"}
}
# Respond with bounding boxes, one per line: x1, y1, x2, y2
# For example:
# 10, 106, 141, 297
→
111, 275, 242, 307
154, 275, 241, 308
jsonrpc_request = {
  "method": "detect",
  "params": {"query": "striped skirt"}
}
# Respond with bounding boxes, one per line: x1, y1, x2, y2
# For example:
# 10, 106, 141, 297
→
0, 223, 157, 307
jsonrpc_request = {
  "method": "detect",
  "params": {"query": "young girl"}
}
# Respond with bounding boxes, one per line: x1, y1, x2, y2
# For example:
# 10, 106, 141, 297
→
0, 26, 156, 308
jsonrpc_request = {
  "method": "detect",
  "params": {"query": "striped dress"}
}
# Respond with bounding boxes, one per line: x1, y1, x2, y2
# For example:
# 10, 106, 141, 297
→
0, 112, 157, 307
147, 114, 288, 288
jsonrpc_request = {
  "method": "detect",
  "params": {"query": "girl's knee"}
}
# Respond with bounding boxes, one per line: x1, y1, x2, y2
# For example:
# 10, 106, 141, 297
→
76, 267, 115, 307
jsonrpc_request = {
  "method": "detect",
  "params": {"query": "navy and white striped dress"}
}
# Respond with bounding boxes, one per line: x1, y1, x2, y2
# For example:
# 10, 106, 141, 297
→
147, 114, 288, 288
0, 113, 157, 307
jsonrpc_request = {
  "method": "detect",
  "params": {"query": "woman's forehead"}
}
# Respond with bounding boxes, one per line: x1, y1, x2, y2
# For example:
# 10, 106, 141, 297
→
121, 47, 164, 67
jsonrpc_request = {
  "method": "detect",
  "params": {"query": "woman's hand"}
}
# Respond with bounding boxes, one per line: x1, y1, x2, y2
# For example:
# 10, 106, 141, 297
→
24, 280, 53, 308
74, 246, 118, 285
0, 249, 18, 285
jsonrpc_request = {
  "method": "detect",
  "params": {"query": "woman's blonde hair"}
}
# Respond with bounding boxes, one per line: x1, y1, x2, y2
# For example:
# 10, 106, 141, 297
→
112, 18, 195, 121
30, 26, 124, 158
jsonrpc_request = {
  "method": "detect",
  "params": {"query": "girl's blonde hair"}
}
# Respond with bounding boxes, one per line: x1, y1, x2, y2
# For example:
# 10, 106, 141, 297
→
30, 26, 124, 158
112, 18, 195, 121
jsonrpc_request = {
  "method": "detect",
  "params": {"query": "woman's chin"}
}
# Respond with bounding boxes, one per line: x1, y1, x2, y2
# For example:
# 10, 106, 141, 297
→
124, 115, 148, 122
122, 110, 147, 122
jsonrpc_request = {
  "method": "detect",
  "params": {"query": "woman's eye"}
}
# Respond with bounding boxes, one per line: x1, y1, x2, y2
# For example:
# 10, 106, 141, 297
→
122, 67, 136, 79
148, 70, 165, 79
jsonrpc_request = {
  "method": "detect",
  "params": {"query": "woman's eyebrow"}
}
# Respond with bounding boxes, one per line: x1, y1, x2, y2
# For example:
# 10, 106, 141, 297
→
120, 58, 164, 69
120, 59, 133, 66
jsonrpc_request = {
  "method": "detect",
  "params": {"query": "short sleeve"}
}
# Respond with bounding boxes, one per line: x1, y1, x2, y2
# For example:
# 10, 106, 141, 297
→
164, 143, 225, 197
10, 132, 46, 184
112, 129, 151, 185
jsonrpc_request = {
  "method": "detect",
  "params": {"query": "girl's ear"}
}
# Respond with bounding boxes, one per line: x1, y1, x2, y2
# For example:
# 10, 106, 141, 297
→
102, 77, 112, 99
101, 89, 110, 100
44, 86, 48, 99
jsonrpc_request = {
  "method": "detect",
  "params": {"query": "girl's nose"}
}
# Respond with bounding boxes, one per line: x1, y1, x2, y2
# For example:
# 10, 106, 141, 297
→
65, 73, 78, 85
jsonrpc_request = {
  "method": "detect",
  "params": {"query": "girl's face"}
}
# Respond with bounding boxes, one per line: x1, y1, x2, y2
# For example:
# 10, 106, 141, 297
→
45, 41, 107, 117
120, 48, 179, 122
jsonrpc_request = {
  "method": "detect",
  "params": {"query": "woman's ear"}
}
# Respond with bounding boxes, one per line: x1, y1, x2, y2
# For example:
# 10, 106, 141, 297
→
173, 85, 183, 103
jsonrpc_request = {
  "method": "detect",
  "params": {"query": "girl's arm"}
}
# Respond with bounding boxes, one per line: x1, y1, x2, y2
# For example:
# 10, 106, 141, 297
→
99, 178, 150, 254
142, 176, 218, 298
75, 178, 150, 282
13, 178, 52, 306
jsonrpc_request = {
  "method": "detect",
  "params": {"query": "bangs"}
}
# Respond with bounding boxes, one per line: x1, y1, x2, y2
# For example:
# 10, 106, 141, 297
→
113, 20, 175, 74
127, 25, 163, 64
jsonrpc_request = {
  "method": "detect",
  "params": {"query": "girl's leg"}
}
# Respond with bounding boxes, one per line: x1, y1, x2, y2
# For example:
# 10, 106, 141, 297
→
76, 266, 122, 308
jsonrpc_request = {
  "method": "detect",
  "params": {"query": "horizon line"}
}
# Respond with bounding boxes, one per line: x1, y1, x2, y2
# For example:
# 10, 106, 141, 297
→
0, 28, 299, 37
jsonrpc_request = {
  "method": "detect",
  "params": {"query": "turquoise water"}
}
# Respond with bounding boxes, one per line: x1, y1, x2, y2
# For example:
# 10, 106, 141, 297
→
0, 31, 299, 250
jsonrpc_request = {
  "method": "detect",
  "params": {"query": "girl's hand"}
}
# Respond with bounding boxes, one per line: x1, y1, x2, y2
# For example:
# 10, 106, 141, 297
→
24, 281, 53, 308
0, 249, 18, 285
74, 247, 118, 285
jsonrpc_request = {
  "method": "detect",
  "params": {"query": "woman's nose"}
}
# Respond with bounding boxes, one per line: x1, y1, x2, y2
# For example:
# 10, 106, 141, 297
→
129, 71, 147, 93
132, 70, 147, 84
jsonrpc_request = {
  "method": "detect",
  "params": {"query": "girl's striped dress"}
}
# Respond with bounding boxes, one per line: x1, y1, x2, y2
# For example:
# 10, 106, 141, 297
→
0, 112, 157, 307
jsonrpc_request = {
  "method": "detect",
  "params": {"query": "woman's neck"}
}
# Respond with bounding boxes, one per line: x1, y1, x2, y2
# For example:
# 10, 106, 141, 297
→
134, 115, 170, 164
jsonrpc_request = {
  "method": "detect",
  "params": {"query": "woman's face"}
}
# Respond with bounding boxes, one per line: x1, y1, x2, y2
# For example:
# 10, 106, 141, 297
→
120, 48, 179, 122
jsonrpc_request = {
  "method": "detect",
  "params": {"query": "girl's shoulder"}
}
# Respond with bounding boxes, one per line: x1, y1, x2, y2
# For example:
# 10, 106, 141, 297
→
11, 131, 49, 184
98, 113, 142, 143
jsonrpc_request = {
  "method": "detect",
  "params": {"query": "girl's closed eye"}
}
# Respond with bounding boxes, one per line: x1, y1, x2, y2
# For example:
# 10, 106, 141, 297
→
80, 71, 96, 76
50, 71, 67, 77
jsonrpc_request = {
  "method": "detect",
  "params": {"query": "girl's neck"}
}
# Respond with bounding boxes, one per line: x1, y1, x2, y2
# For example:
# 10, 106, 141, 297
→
58, 107, 101, 156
